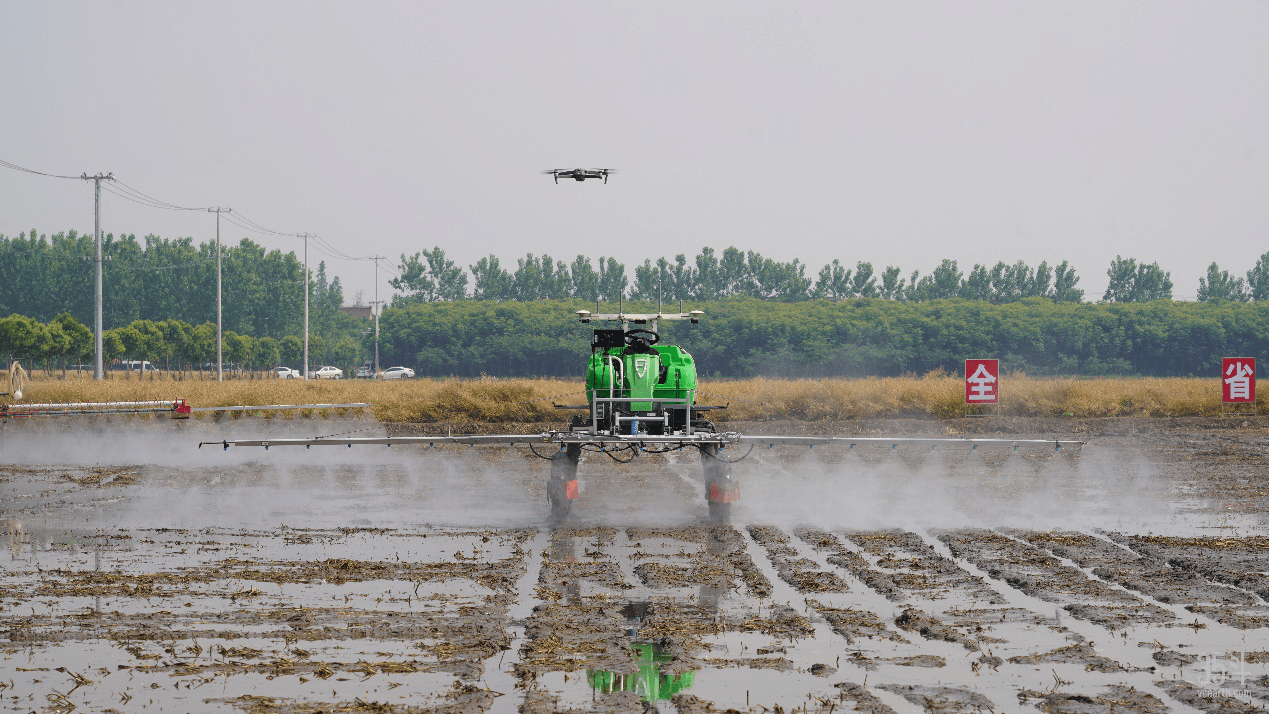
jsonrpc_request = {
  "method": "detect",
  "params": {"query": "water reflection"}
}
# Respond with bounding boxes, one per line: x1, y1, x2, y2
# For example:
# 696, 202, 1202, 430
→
587, 600, 704, 703
4, 519, 30, 560
588, 641, 695, 702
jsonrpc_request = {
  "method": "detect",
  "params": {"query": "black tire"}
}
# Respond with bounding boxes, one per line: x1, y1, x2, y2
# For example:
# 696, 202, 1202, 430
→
707, 498, 732, 523
700, 441, 735, 523
548, 445, 580, 523
549, 490, 572, 522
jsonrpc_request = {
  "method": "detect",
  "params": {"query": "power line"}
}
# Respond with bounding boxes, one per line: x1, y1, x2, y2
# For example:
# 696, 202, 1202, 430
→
107, 179, 208, 211
6, 156, 395, 281
223, 208, 295, 237
0, 158, 82, 180
99, 183, 208, 212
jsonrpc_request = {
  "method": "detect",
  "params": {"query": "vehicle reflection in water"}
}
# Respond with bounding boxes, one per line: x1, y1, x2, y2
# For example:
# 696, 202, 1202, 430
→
588, 639, 695, 702
551, 533, 724, 703
587, 543, 727, 704
4, 519, 31, 560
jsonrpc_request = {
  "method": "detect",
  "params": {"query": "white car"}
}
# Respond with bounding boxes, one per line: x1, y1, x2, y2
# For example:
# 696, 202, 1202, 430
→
381, 366, 415, 380
270, 366, 299, 379
314, 365, 343, 379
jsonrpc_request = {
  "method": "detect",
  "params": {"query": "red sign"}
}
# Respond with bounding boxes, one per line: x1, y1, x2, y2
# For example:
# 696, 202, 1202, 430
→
964, 359, 999, 404
1222, 357, 1256, 403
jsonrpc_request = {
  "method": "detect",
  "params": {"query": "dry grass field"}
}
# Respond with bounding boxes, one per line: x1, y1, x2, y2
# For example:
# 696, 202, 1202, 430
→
6, 370, 1255, 422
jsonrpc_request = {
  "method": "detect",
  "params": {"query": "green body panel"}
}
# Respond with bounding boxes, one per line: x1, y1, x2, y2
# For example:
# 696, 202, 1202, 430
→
587, 643, 695, 702
586, 345, 698, 413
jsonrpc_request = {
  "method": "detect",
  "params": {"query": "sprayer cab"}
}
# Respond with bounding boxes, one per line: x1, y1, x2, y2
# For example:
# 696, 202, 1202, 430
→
575, 309, 710, 436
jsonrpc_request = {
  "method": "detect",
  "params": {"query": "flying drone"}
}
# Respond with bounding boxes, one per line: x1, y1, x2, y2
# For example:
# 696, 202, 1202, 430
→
542, 168, 614, 184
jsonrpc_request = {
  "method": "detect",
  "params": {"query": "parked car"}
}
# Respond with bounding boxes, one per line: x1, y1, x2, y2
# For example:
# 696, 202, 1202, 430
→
270, 366, 299, 379
381, 366, 415, 380
355, 366, 374, 379
199, 362, 244, 374
314, 365, 343, 379
112, 360, 160, 373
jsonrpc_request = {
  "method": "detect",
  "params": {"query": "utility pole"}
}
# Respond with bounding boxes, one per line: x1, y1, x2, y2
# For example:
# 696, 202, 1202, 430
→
208, 207, 231, 382
82, 172, 112, 380
299, 233, 312, 380
370, 256, 385, 377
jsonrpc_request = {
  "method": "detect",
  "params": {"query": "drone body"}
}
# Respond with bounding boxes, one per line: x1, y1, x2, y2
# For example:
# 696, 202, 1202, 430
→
542, 168, 614, 184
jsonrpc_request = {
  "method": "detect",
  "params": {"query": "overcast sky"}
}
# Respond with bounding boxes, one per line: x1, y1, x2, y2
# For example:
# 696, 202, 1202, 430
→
2, 2, 1266, 302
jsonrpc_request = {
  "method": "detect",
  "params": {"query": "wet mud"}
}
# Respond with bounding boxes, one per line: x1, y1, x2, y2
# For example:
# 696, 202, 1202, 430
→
2, 416, 1269, 711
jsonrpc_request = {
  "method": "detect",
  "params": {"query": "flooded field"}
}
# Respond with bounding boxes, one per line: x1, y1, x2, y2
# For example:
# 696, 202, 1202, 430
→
2, 416, 1268, 712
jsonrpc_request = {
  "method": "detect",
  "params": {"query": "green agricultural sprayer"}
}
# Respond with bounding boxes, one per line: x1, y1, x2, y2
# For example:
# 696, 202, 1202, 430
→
202, 306, 1084, 523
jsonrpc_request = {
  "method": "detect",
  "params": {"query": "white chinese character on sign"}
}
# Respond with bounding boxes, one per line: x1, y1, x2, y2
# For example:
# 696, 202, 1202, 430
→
1225, 361, 1253, 400
966, 364, 997, 401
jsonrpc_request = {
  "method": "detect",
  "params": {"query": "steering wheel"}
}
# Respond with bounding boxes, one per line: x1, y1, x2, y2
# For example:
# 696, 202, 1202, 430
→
624, 328, 660, 346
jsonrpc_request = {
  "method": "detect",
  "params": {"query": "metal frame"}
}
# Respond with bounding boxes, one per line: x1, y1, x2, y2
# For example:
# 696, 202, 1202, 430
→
1, 399, 191, 418
201, 431, 1084, 452
1, 400, 371, 419
588, 396, 693, 435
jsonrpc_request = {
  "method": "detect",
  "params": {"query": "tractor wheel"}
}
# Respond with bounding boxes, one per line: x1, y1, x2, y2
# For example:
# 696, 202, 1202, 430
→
707, 499, 732, 523
548, 488, 572, 523
548, 444, 581, 523
700, 441, 735, 524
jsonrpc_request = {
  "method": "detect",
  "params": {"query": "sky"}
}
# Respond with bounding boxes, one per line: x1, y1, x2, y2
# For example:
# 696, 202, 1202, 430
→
2, 2, 1266, 303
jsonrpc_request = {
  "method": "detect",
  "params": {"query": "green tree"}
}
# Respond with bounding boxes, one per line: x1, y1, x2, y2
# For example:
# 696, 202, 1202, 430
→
51, 312, 92, 366
1247, 252, 1269, 301
391, 247, 469, 304
814, 260, 851, 301
570, 255, 600, 301
597, 257, 628, 302
1197, 262, 1248, 303
470, 255, 513, 300
878, 266, 904, 300
255, 336, 281, 368
1103, 256, 1173, 302
1052, 261, 1083, 302
279, 335, 303, 366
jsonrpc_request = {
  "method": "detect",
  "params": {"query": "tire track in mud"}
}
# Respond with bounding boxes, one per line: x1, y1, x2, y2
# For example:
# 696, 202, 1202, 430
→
514, 526, 642, 714
794, 527, 1069, 666
515, 523, 841, 712
1016, 530, 1269, 631
1120, 535, 1269, 623
937, 528, 1176, 630
2, 526, 537, 713
483, 527, 550, 714
740, 524, 910, 714
789, 526, 1210, 711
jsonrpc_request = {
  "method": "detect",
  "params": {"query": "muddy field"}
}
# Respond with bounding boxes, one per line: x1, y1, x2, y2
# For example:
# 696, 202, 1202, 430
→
1, 416, 1268, 713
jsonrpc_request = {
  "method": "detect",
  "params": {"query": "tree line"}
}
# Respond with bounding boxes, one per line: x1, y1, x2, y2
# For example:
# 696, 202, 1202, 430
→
9, 297, 1265, 379
0, 229, 354, 337
0, 229, 370, 367
375, 298, 1269, 379
392, 246, 1269, 305
0, 311, 371, 375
